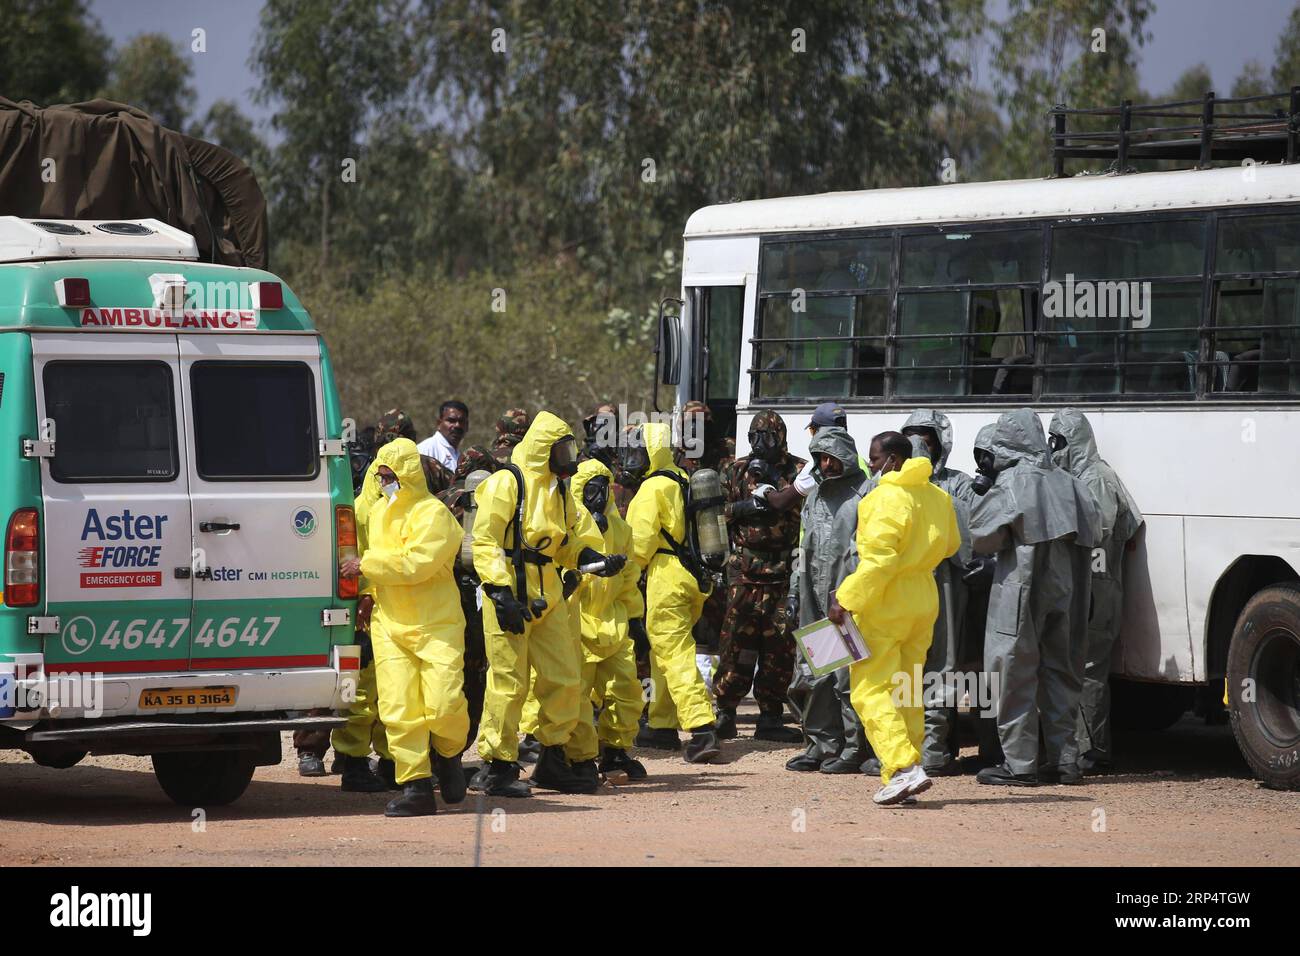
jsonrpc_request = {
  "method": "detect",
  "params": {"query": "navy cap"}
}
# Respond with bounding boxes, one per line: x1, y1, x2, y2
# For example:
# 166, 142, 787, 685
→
809, 402, 847, 428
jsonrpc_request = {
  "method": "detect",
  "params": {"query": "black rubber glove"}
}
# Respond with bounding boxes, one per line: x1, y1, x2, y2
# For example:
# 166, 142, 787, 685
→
782, 589, 799, 631
578, 547, 626, 577
730, 497, 768, 520
484, 584, 529, 634
629, 617, 650, 657
562, 569, 581, 600
962, 557, 994, 586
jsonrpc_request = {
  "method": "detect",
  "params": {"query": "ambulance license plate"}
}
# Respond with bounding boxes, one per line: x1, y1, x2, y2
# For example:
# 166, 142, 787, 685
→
140, 687, 238, 709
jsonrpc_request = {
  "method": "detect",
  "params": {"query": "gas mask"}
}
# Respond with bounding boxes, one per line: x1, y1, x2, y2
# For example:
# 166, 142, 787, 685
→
549, 436, 579, 479
972, 449, 997, 496
582, 476, 610, 534
748, 428, 783, 464
617, 442, 651, 486
583, 413, 619, 469
1048, 432, 1067, 453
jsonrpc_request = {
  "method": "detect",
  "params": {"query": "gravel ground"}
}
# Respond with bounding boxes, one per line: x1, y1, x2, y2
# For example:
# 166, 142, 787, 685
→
0, 708, 1295, 866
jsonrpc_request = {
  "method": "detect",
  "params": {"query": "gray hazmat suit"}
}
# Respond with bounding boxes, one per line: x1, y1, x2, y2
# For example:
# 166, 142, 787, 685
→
786, 427, 871, 767
969, 409, 1102, 775
1048, 409, 1143, 765
903, 409, 975, 769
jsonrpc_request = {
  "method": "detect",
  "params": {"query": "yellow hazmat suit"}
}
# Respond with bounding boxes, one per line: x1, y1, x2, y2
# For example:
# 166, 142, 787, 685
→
627, 422, 715, 731
837, 457, 959, 783
473, 411, 604, 763
361, 438, 469, 784
330, 456, 392, 762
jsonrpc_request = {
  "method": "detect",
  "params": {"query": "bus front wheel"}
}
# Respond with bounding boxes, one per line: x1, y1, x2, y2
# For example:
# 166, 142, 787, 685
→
1227, 584, 1300, 791
152, 750, 257, 806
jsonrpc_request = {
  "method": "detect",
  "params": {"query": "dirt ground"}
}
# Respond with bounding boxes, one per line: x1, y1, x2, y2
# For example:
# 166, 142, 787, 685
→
0, 706, 1296, 867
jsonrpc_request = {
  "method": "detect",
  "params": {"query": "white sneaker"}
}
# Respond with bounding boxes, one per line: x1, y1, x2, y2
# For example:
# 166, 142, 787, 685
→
873, 764, 931, 805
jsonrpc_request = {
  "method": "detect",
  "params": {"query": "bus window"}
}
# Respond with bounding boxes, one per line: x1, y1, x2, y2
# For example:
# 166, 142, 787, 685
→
971, 288, 1033, 395
902, 229, 1040, 286
895, 292, 966, 396
1213, 278, 1300, 393
1217, 214, 1300, 274
854, 294, 889, 397
754, 295, 854, 399
1051, 218, 1204, 280
760, 237, 890, 293
703, 286, 742, 403
1124, 284, 1200, 394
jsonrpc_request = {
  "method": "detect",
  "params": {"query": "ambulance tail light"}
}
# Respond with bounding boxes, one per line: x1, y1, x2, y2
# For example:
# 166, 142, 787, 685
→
252, 281, 283, 310
5, 509, 40, 607
336, 506, 358, 600
54, 277, 91, 307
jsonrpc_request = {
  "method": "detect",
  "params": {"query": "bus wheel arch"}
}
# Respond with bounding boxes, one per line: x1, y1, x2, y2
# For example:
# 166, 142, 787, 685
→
1225, 583, 1300, 790
1205, 555, 1299, 683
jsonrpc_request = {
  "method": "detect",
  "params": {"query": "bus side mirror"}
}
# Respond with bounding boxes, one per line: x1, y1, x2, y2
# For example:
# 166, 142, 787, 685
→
657, 299, 682, 387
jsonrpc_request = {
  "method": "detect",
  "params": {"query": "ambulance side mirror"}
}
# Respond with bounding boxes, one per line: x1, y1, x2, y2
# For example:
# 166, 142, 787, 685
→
657, 300, 682, 387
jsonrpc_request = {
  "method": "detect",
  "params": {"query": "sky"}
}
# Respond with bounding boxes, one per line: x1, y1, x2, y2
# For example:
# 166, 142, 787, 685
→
89, 0, 1299, 135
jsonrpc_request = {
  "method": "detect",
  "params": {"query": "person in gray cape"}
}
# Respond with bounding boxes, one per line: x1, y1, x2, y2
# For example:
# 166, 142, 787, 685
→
1048, 408, 1143, 775
902, 410, 975, 774
785, 427, 874, 774
969, 409, 1101, 786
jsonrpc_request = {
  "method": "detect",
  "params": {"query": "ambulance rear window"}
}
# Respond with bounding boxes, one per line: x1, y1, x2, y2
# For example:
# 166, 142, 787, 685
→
191, 361, 318, 480
43, 362, 178, 482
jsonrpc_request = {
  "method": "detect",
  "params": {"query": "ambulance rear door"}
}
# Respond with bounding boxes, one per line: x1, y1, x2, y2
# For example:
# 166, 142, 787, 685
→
177, 333, 334, 670
31, 333, 195, 674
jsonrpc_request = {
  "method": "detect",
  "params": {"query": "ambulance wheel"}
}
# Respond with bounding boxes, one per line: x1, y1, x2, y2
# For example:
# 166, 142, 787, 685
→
1227, 585, 1300, 791
152, 750, 257, 806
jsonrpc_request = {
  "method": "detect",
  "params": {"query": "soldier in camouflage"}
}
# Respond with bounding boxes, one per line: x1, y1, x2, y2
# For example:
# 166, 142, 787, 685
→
712, 410, 805, 743
492, 407, 530, 462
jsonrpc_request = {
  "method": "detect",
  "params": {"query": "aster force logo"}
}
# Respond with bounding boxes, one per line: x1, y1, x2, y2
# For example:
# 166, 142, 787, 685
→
77, 508, 167, 588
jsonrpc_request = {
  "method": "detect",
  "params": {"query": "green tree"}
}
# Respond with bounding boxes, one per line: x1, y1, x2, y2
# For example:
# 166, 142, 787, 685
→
1273, 2, 1300, 90
102, 32, 196, 129
0, 0, 110, 105
251, 0, 414, 270
1165, 63, 1213, 102
1231, 61, 1270, 99
990, 0, 1152, 178
416, 0, 963, 297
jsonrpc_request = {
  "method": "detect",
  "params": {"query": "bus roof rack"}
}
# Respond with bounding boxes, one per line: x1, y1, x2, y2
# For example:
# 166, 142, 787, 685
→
1050, 87, 1300, 176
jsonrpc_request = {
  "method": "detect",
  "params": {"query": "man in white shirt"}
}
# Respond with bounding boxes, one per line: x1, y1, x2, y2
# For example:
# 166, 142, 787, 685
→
417, 400, 469, 473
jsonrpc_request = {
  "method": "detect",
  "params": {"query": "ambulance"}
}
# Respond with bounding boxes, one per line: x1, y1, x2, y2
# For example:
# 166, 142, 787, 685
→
0, 217, 360, 806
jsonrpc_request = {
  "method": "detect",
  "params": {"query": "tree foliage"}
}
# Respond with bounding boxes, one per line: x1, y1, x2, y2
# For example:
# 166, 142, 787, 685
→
0, 0, 110, 105
102, 32, 196, 130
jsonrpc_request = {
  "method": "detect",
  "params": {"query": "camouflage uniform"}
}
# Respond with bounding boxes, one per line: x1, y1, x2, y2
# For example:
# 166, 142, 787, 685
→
437, 448, 501, 748
713, 410, 805, 717
492, 407, 530, 462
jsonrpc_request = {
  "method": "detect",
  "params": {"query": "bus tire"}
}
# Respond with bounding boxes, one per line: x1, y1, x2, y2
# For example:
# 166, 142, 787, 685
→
151, 750, 257, 806
1109, 677, 1190, 732
1227, 584, 1300, 791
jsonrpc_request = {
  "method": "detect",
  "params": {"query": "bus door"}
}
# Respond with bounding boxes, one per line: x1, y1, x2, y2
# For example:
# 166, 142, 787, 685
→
687, 283, 747, 450
31, 333, 195, 674
177, 334, 334, 670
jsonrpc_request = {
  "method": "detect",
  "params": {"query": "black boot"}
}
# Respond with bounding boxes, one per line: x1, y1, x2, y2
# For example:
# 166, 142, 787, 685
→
375, 757, 399, 790
571, 759, 601, 790
384, 777, 438, 817
976, 762, 1038, 787
434, 751, 467, 804
715, 709, 738, 739
684, 725, 722, 764
297, 752, 326, 777
482, 759, 531, 798
339, 753, 387, 793
518, 733, 542, 764
530, 745, 598, 794
786, 752, 821, 772
599, 746, 648, 780
754, 710, 802, 743
634, 723, 681, 751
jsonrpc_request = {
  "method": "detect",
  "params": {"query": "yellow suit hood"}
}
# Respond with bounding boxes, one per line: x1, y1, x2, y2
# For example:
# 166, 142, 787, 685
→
642, 421, 678, 475
512, 410, 575, 479
375, 437, 432, 506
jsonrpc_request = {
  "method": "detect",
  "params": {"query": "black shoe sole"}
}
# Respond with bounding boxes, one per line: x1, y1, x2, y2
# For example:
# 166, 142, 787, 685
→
786, 761, 821, 772
484, 784, 531, 798
753, 731, 803, 744
818, 762, 861, 775
384, 800, 438, 817
976, 775, 1037, 787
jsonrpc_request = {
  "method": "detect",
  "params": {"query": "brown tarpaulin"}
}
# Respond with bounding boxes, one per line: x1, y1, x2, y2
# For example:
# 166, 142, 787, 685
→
0, 97, 268, 269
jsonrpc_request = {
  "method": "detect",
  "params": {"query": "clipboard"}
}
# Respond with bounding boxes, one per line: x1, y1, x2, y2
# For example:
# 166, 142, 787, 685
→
793, 615, 870, 677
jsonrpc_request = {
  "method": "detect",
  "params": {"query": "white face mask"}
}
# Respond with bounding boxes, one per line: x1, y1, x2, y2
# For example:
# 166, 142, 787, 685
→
380, 479, 399, 500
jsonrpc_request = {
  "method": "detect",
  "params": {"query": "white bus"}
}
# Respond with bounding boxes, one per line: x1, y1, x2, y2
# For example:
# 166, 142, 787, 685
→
661, 158, 1300, 789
